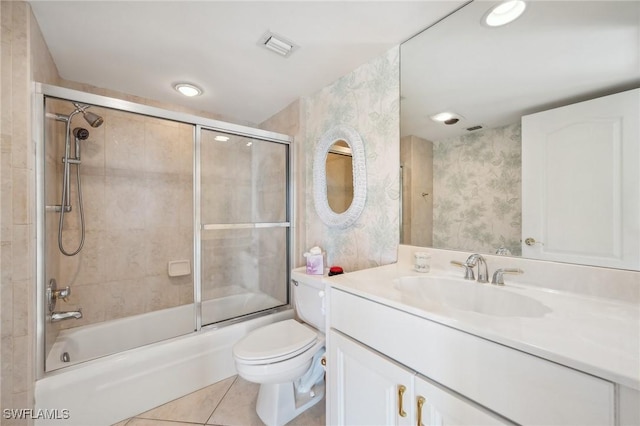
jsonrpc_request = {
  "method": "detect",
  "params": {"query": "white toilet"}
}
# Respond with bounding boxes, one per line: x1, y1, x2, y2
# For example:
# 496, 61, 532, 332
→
232, 270, 326, 426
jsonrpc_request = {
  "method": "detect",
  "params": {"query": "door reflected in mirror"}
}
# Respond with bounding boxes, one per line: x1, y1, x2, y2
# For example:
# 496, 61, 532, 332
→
326, 140, 353, 214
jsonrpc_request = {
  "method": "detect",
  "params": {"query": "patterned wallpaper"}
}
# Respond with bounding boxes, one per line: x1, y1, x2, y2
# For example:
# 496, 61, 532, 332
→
433, 123, 522, 256
303, 47, 400, 272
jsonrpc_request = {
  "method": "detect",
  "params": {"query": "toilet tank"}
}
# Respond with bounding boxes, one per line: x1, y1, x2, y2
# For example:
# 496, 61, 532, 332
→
291, 269, 326, 332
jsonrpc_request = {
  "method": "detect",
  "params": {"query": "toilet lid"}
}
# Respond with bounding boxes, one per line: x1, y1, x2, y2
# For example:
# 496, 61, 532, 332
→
234, 319, 318, 362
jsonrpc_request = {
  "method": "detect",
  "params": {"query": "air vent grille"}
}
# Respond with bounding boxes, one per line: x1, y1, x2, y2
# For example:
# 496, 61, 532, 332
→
258, 31, 297, 58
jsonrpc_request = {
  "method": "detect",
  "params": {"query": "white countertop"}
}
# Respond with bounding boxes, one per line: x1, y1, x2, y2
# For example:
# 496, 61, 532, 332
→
323, 263, 640, 390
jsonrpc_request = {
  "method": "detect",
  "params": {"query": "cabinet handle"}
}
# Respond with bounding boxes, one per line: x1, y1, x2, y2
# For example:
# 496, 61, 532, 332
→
417, 396, 426, 426
397, 385, 407, 417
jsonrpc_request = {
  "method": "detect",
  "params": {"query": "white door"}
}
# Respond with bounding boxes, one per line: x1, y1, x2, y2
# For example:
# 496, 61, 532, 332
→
522, 88, 639, 269
328, 330, 414, 426
413, 374, 511, 426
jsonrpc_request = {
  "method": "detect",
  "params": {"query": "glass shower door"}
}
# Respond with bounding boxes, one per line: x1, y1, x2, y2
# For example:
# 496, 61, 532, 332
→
199, 128, 290, 326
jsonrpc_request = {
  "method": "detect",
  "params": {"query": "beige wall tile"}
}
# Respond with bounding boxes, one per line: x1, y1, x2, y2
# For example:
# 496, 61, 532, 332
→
59, 229, 106, 287
104, 174, 146, 230
144, 228, 191, 277
103, 229, 146, 281
1, 336, 14, 409
11, 280, 28, 337
144, 175, 183, 228
11, 225, 29, 281
12, 168, 29, 225
105, 115, 146, 172
144, 121, 182, 174
11, 335, 28, 393
1, 279, 13, 338
2, 151, 13, 241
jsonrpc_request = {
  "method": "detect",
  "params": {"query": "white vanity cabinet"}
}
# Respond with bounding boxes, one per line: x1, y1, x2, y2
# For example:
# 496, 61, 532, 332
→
328, 288, 616, 426
329, 330, 508, 425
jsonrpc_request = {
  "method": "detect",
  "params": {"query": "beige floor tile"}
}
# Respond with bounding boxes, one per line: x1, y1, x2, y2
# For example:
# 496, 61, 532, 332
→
137, 376, 235, 424
286, 396, 326, 426
206, 377, 264, 426
111, 419, 130, 426
125, 419, 200, 426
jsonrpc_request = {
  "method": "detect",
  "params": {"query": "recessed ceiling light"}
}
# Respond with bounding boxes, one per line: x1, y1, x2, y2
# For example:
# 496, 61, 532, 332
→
174, 83, 202, 97
483, 0, 527, 27
430, 112, 463, 123
214, 135, 230, 142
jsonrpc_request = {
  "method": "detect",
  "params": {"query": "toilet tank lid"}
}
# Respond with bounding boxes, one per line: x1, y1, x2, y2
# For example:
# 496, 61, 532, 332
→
233, 319, 318, 361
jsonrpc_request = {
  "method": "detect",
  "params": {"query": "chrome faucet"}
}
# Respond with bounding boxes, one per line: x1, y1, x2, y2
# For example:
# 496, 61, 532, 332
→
51, 309, 82, 322
465, 254, 489, 283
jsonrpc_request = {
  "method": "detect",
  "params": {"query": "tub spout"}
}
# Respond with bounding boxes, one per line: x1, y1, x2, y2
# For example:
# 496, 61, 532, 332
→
51, 309, 82, 322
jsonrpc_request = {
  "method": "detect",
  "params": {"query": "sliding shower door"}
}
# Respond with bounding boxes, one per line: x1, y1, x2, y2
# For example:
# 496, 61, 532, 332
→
199, 128, 290, 326
42, 95, 195, 371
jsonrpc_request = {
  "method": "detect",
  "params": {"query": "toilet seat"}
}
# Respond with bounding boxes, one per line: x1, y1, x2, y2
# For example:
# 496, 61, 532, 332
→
233, 319, 319, 365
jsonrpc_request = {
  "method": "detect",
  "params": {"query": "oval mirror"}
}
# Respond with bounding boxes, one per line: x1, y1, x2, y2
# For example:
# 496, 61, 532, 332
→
326, 140, 353, 214
313, 125, 366, 229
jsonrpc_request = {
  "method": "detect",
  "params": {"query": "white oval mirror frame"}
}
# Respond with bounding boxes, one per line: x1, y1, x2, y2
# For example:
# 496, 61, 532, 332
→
313, 125, 366, 229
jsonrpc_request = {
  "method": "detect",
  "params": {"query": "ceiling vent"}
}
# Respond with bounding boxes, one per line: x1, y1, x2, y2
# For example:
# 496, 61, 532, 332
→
259, 31, 298, 58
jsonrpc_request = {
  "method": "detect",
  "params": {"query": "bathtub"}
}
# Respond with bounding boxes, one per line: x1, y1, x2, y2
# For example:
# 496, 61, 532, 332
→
46, 291, 284, 370
35, 296, 293, 425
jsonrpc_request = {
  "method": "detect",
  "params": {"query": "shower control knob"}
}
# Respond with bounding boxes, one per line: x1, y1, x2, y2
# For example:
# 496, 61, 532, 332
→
54, 286, 72, 302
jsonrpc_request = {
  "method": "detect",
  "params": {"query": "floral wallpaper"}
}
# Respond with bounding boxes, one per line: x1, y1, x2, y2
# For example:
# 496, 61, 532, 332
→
303, 47, 400, 272
433, 123, 522, 256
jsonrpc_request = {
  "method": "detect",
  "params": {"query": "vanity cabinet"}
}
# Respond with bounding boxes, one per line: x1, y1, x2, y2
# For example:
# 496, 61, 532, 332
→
329, 330, 508, 425
328, 288, 615, 425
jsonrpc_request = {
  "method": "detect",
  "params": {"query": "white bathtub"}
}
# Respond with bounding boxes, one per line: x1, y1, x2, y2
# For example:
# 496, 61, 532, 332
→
46, 291, 284, 371
36, 297, 292, 425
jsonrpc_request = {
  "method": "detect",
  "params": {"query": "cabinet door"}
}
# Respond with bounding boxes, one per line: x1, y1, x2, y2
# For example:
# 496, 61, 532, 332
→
414, 374, 511, 426
521, 88, 639, 269
329, 330, 414, 426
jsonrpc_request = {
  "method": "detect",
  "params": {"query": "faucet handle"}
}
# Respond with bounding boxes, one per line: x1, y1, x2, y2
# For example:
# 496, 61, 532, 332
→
451, 260, 475, 280
491, 268, 523, 286
53, 286, 72, 302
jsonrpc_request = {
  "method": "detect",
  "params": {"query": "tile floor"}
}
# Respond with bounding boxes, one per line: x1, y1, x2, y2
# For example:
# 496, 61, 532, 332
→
112, 376, 326, 426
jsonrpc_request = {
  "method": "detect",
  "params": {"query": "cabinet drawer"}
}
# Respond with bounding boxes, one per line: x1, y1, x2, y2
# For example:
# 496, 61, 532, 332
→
330, 288, 615, 425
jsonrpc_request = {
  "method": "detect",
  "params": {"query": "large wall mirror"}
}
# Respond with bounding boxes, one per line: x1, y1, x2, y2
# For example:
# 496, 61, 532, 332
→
400, 0, 640, 270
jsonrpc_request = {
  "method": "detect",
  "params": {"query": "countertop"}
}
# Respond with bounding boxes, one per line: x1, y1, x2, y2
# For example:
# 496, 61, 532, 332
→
321, 263, 640, 390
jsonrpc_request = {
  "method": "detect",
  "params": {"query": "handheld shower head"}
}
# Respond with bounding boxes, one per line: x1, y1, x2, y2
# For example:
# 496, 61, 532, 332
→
73, 127, 90, 140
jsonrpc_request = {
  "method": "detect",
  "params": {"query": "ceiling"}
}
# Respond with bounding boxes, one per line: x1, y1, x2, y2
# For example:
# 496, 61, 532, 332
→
28, 0, 466, 126
400, 0, 640, 141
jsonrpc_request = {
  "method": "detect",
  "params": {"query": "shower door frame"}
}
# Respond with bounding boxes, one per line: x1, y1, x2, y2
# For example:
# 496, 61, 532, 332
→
195, 125, 293, 330
34, 83, 295, 378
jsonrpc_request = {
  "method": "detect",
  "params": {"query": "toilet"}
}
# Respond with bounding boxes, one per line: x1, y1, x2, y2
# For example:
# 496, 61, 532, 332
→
232, 269, 326, 426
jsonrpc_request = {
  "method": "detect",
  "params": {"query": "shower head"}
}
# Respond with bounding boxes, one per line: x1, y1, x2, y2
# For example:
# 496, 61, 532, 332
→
72, 103, 104, 128
82, 110, 104, 128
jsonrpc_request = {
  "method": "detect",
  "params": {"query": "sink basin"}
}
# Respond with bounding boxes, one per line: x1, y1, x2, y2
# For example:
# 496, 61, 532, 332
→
394, 276, 552, 318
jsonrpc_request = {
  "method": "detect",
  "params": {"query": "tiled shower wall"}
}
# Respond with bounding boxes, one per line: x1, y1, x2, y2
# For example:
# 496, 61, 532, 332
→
1, 1, 60, 421
47, 100, 194, 329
